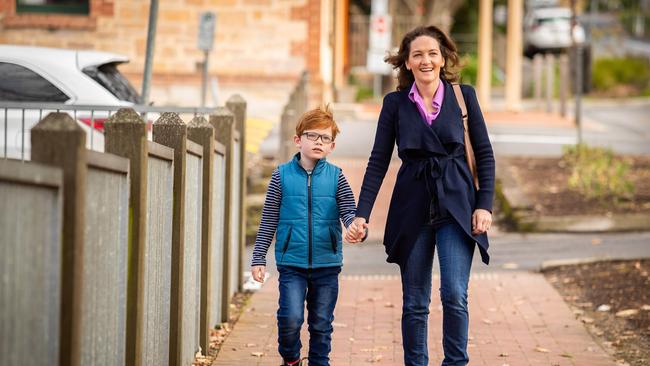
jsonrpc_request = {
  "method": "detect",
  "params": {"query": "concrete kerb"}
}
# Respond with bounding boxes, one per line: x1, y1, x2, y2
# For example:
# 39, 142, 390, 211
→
496, 156, 650, 233
540, 256, 650, 272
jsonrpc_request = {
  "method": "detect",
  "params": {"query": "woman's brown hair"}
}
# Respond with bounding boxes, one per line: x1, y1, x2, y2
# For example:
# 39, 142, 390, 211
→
385, 25, 461, 90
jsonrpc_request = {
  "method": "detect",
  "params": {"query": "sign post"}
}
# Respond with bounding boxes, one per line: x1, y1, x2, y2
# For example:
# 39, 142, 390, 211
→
198, 12, 216, 107
366, 0, 392, 98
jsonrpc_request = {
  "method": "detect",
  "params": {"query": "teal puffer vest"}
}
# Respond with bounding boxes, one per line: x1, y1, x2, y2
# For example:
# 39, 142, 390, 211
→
275, 154, 342, 269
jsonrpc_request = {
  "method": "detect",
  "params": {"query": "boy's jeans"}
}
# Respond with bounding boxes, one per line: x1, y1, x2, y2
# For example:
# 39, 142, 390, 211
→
277, 265, 341, 366
399, 223, 475, 366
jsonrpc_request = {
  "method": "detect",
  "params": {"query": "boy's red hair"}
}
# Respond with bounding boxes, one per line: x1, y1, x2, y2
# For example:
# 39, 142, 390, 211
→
295, 106, 340, 140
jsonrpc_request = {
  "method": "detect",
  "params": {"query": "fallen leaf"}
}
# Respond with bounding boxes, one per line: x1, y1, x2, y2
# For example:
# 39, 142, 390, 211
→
245, 343, 256, 347
580, 317, 595, 324
367, 354, 383, 362
597, 304, 611, 312
384, 302, 395, 308
499, 352, 509, 357
535, 346, 550, 353
482, 318, 493, 324
561, 352, 573, 358
250, 351, 264, 357
349, 337, 356, 342
615, 309, 639, 317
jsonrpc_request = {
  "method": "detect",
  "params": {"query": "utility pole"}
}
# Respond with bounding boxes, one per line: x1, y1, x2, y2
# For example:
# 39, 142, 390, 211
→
570, 0, 583, 145
141, 0, 159, 105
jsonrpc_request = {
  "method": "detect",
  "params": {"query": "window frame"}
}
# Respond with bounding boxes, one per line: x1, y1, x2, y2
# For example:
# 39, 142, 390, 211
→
16, 0, 90, 15
2, 0, 97, 30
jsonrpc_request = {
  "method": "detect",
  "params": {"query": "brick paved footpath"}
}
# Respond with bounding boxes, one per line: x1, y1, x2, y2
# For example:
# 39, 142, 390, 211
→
212, 271, 615, 366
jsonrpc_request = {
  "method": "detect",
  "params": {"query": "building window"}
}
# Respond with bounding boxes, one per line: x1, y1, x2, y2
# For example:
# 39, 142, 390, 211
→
16, 0, 90, 15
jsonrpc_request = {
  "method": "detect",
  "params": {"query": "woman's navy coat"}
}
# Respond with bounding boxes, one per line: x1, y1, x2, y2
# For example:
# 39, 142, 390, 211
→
356, 80, 496, 266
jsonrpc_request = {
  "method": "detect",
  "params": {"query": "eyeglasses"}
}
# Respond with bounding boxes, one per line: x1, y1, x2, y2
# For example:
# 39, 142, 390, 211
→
301, 132, 334, 144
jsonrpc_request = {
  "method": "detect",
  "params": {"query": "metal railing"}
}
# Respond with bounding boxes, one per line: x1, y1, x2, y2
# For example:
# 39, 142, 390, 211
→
0, 101, 219, 160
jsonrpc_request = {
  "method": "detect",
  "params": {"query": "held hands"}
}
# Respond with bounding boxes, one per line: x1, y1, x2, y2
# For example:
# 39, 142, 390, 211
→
345, 217, 369, 244
471, 209, 492, 235
251, 265, 266, 283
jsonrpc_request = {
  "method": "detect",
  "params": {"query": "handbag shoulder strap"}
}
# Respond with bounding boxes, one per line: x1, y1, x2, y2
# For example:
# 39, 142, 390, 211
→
451, 82, 479, 190
451, 83, 468, 130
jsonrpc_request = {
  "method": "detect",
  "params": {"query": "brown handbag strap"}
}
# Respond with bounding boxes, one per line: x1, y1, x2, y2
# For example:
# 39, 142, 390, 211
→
452, 83, 479, 189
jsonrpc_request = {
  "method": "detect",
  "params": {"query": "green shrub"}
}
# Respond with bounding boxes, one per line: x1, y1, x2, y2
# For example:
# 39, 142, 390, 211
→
592, 57, 650, 95
459, 53, 503, 86
562, 144, 635, 203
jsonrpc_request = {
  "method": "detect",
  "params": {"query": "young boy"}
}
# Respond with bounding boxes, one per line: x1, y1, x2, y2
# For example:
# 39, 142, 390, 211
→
251, 106, 366, 366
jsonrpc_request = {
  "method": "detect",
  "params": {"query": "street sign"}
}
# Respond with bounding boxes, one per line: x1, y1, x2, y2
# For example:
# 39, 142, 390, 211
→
369, 14, 392, 51
198, 12, 216, 51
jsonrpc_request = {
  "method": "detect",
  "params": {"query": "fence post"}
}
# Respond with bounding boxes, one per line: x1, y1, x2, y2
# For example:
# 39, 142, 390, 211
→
187, 116, 215, 353
209, 107, 235, 323
533, 54, 543, 108
30, 112, 87, 366
104, 108, 149, 366
153, 112, 188, 366
559, 53, 569, 118
226, 95, 247, 292
545, 53, 555, 113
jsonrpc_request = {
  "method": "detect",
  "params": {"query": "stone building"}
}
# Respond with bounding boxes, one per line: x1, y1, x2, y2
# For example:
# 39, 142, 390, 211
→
0, 0, 346, 110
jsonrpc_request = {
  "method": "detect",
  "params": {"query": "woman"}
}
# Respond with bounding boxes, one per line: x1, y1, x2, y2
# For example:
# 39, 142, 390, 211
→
348, 25, 495, 366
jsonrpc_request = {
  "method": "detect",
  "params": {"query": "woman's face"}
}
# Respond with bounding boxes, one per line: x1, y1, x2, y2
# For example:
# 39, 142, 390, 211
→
405, 35, 445, 84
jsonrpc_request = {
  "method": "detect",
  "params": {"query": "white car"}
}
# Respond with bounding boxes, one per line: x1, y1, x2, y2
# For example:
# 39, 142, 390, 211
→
523, 7, 586, 58
0, 45, 142, 158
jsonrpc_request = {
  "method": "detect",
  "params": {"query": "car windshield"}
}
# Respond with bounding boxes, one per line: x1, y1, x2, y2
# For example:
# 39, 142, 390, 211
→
537, 16, 570, 25
82, 62, 142, 104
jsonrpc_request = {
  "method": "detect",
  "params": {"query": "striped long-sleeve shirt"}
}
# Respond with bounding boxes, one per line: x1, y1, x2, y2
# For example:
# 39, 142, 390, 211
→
251, 168, 357, 267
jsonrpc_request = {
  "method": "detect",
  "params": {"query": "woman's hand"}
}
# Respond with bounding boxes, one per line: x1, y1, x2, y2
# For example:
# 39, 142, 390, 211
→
345, 217, 368, 244
471, 209, 492, 235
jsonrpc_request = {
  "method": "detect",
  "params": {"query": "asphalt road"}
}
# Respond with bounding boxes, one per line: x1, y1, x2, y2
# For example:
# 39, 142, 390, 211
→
247, 230, 650, 276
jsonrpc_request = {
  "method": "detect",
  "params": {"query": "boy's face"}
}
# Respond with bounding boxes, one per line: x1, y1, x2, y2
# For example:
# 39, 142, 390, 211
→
294, 127, 336, 161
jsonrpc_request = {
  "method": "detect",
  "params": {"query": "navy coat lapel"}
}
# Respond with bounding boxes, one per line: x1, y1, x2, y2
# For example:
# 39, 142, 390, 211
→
397, 88, 447, 155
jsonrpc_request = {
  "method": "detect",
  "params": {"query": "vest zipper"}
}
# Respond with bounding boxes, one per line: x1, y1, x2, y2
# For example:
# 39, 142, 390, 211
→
307, 171, 313, 268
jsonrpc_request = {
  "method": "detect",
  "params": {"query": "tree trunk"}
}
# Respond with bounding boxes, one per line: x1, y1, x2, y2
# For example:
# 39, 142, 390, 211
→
423, 0, 466, 33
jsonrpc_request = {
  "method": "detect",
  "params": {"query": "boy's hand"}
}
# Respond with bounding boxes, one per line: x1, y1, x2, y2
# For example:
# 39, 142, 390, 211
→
251, 265, 266, 283
345, 217, 368, 244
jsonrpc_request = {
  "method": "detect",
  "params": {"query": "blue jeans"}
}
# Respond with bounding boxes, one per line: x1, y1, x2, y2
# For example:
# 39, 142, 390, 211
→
277, 265, 341, 366
400, 222, 475, 366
